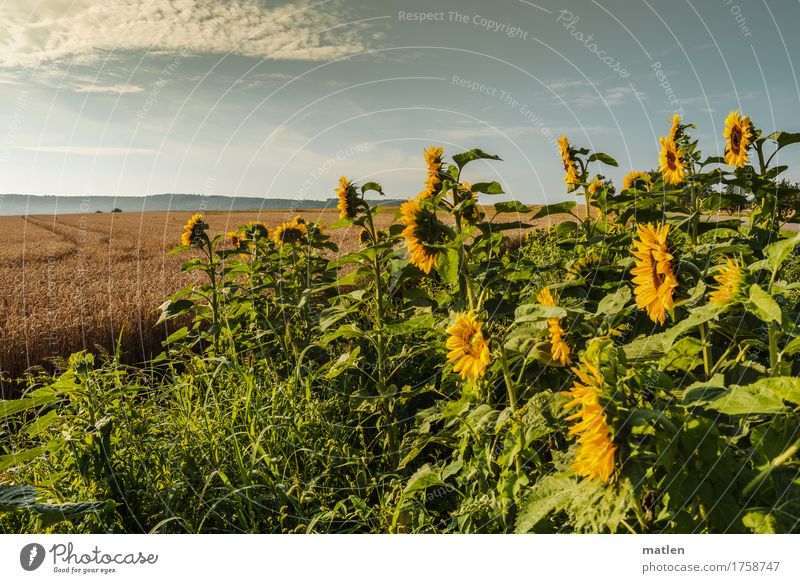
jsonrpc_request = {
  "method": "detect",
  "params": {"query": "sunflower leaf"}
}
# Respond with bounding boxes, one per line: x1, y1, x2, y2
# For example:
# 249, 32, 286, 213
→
586, 152, 618, 167
451, 149, 502, 170
747, 284, 782, 323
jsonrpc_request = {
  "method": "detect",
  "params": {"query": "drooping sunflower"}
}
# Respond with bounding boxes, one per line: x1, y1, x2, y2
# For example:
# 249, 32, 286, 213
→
399, 198, 447, 274
630, 223, 678, 325
336, 176, 359, 220
358, 227, 372, 246
709, 258, 745, 304
181, 213, 206, 247
668, 113, 682, 142
622, 170, 652, 192
227, 230, 250, 256
558, 135, 579, 190
419, 145, 444, 200
587, 179, 604, 198
566, 253, 604, 281
536, 287, 571, 366
658, 137, 685, 185
446, 311, 491, 380
723, 110, 754, 168
272, 216, 308, 246
562, 358, 617, 483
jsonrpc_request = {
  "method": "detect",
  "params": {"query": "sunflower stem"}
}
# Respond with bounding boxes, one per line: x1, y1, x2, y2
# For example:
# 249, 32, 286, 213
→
499, 345, 523, 475
699, 323, 711, 379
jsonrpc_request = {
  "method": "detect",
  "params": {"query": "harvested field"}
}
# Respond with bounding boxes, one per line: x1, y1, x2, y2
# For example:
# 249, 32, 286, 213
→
0, 206, 566, 395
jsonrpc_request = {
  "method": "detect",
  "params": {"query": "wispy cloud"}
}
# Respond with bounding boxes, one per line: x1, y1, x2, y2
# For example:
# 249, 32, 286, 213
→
0, 0, 378, 68
14, 146, 154, 156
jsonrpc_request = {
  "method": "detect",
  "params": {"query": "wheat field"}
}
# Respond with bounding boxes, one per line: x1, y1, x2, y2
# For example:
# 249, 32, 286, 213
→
0, 206, 553, 395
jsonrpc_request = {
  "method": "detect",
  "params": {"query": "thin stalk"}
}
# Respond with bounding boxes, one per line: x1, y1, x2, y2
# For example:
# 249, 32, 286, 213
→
499, 345, 523, 475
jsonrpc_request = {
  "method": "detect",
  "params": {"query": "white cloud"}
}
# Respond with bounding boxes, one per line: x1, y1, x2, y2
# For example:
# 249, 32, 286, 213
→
14, 146, 154, 156
0, 0, 374, 68
68, 83, 145, 95
570, 86, 645, 108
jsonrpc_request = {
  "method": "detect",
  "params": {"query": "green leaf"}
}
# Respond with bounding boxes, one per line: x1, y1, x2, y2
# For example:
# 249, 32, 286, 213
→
747, 284, 782, 323
32, 502, 109, 525
742, 511, 777, 534
662, 303, 727, 349
514, 304, 567, 323
451, 148, 501, 170
157, 298, 195, 323
0, 485, 37, 511
764, 233, 800, 275
764, 131, 800, 149
702, 379, 792, 415
360, 181, 383, 196
403, 464, 445, 495
471, 181, 504, 194
383, 313, 436, 336
531, 201, 577, 219
0, 445, 50, 472
742, 377, 800, 406
164, 326, 190, 345
493, 200, 531, 214
0, 395, 56, 420
325, 346, 361, 379
436, 247, 460, 285
587, 152, 618, 167
515, 475, 574, 533
595, 287, 631, 316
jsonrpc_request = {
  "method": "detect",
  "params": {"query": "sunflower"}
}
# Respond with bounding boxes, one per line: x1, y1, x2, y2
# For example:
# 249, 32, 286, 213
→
566, 254, 604, 281
399, 198, 446, 274
622, 170, 652, 192
536, 287, 571, 366
419, 145, 444, 200
587, 179, 604, 198
558, 135, 579, 190
724, 110, 754, 168
272, 216, 308, 246
336, 176, 358, 220
181, 213, 206, 247
668, 113, 682, 142
562, 358, 617, 483
658, 137, 685, 185
709, 258, 745, 304
446, 311, 491, 380
630, 223, 678, 325
358, 227, 372, 246
247, 220, 270, 240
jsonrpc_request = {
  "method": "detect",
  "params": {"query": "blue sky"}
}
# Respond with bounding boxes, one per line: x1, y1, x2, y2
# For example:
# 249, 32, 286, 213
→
1, 0, 799, 204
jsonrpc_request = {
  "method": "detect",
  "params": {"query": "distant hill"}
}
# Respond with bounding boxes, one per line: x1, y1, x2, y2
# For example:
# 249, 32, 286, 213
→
0, 193, 402, 216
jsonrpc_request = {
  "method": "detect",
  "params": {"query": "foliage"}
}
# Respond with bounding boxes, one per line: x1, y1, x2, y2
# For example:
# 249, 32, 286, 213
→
2, 116, 800, 533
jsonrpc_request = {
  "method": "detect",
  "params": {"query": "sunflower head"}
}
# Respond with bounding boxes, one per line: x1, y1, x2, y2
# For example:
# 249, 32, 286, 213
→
724, 110, 754, 168
247, 220, 270, 240
566, 253, 604, 281
446, 311, 491, 380
668, 113, 683, 141
181, 213, 207, 247
400, 199, 448, 274
558, 135, 579, 190
658, 137, 685, 185
272, 216, 308, 246
562, 357, 617, 483
418, 145, 445, 200
709, 258, 746, 304
536, 287, 571, 366
630, 222, 678, 325
622, 170, 652, 192
336, 176, 359, 220
587, 179, 605, 198
358, 227, 372, 246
